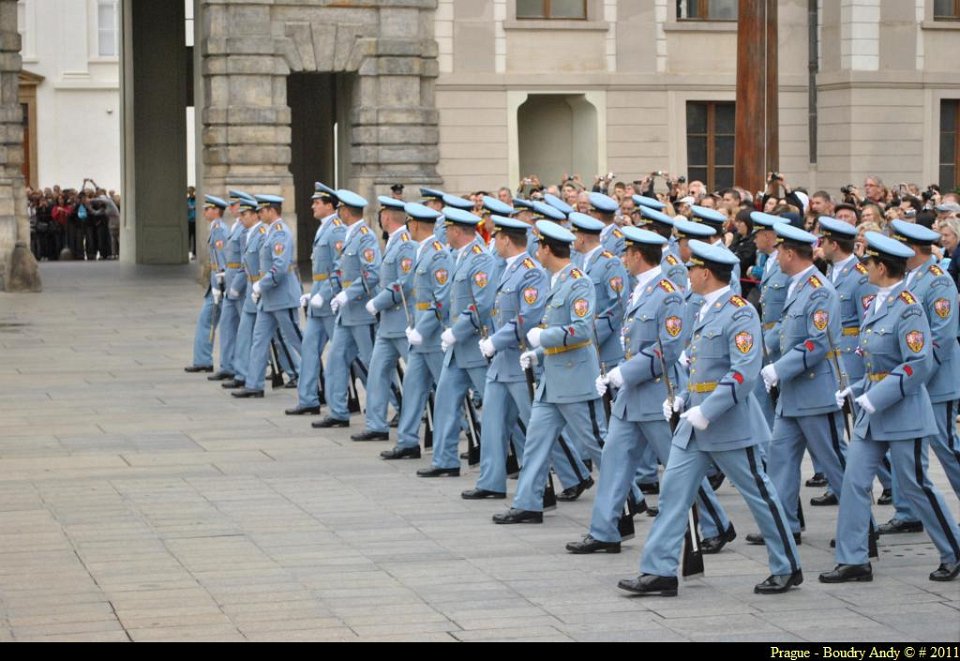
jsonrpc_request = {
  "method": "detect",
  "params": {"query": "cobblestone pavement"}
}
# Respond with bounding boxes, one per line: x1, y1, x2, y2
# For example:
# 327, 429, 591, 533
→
0, 262, 956, 642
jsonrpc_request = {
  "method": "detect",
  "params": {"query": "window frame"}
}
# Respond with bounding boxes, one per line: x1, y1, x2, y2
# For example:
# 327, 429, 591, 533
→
940, 100, 960, 191
934, 0, 960, 20
516, 0, 589, 21
687, 101, 736, 193
676, 0, 739, 22
96, 0, 119, 59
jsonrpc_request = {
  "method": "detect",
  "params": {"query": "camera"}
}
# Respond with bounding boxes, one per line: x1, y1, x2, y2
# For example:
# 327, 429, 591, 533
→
841, 185, 855, 196
677, 176, 686, 184
769, 172, 783, 183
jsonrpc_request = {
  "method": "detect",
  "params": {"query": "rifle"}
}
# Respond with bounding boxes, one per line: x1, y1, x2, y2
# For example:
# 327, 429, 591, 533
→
656, 334, 704, 579
592, 324, 613, 421
268, 339, 284, 389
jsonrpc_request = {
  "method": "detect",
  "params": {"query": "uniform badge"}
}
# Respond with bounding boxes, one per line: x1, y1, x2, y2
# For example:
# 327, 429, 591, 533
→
274, 243, 284, 256
934, 298, 951, 319
735, 331, 754, 354
523, 288, 539, 305
258, 226, 267, 235
855, 263, 868, 275
609, 276, 624, 293
474, 272, 489, 289
665, 255, 679, 266
573, 299, 590, 318
335, 241, 344, 254
808, 275, 823, 289
363, 249, 376, 263
813, 309, 829, 331
400, 258, 414, 274
729, 295, 748, 308
861, 295, 876, 311
522, 258, 536, 270
906, 330, 924, 353
435, 269, 448, 285
659, 280, 676, 294
666, 316, 683, 338
215, 240, 224, 250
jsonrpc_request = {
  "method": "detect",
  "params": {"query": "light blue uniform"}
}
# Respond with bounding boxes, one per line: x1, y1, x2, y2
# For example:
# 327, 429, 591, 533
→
834, 283, 960, 567
756, 252, 791, 429
511, 263, 608, 512
640, 290, 800, 579
246, 220, 303, 391
766, 268, 848, 536
217, 219, 245, 375
600, 224, 625, 257
233, 222, 265, 384
830, 256, 876, 384
363, 227, 417, 432
191, 218, 228, 368
296, 212, 346, 409
661, 251, 688, 291
395, 237, 451, 450
431, 238, 496, 470
324, 220, 381, 421
585, 248, 628, 367
889, 258, 960, 523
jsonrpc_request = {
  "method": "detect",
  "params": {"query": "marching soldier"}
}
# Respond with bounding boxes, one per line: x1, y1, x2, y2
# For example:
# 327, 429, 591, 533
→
185, 195, 229, 374
420, 188, 448, 246
286, 183, 346, 416
208, 192, 251, 382
619, 240, 802, 596
222, 196, 262, 391
493, 222, 607, 524
233, 195, 303, 399
690, 205, 741, 295
314, 190, 381, 428
637, 206, 687, 290
567, 227, 733, 554
822, 232, 960, 584
350, 197, 417, 441
418, 207, 494, 478
747, 224, 847, 546
381, 203, 450, 461
586, 192, 624, 256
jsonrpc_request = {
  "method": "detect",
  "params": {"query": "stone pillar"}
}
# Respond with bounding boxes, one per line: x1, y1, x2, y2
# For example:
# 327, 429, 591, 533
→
0, 0, 39, 291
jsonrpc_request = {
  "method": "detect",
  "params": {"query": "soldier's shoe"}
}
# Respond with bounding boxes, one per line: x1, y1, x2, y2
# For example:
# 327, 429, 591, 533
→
876, 518, 923, 535
221, 379, 245, 389
805, 472, 828, 488
617, 574, 678, 597
557, 477, 594, 501
351, 430, 389, 442
381, 446, 421, 460
284, 377, 299, 389
185, 365, 214, 373
877, 488, 893, 505
285, 406, 321, 416
929, 562, 960, 582
810, 492, 838, 506
231, 389, 264, 399
818, 563, 873, 583
207, 371, 234, 381
637, 481, 660, 495
701, 524, 737, 555
492, 508, 543, 525
461, 489, 506, 500
312, 417, 349, 429
566, 535, 621, 555
746, 531, 801, 546
416, 466, 460, 478
755, 570, 803, 594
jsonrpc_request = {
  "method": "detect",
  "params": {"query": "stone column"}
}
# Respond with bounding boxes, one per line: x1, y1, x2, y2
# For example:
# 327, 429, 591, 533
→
0, 0, 39, 291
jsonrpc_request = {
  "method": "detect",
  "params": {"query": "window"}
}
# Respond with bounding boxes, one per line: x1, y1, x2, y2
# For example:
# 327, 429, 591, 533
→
934, 0, 960, 20
97, 0, 118, 57
941, 100, 959, 191
687, 101, 735, 192
517, 0, 587, 20
677, 0, 738, 20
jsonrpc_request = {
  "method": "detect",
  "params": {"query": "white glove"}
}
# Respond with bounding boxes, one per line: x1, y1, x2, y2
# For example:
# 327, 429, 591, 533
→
662, 395, 685, 422
855, 394, 876, 415
606, 367, 624, 390
365, 300, 377, 316
479, 338, 496, 358
251, 291, 261, 304
252, 281, 262, 297
212, 289, 222, 305
678, 350, 691, 368
406, 327, 423, 347
309, 294, 324, 309
526, 327, 543, 349
228, 288, 240, 300
441, 328, 456, 352
299, 294, 311, 309
761, 364, 779, 393
595, 375, 609, 398
520, 350, 539, 370
215, 272, 225, 284
835, 387, 852, 410
681, 406, 710, 431
331, 291, 348, 314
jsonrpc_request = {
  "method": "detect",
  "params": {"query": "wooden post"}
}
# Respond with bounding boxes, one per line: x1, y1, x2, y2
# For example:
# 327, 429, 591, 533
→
735, 0, 779, 196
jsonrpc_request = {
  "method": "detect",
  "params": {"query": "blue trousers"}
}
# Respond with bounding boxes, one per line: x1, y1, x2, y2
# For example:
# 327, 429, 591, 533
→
324, 323, 375, 421
191, 290, 220, 368
768, 412, 847, 535
233, 309, 256, 383
246, 308, 303, 391
512, 399, 607, 512
396, 351, 444, 449
364, 336, 408, 433
634, 444, 659, 485
431, 362, 488, 470
640, 439, 800, 578
592, 415, 730, 543
217, 297, 243, 375
836, 434, 960, 566
297, 315, 334, 409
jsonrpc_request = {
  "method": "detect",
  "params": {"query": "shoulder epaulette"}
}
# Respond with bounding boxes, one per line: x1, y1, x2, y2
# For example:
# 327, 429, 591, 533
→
658, 279, 676, 294
258, 226, 267, 234
570, 268, 584, 280
612, 229, 623, 239
401, 233, 410, 242
665, 255, 679, 266
272, 222, 283, 232
433, 241, 444, 252
359, 226, 369, 235
855, 263, 868, 275
601, 251, 614, 260
899, 291, 917, 305
472, 245, 483, 255
332, 219, 343, 227
729, 295, 749, 308
930, 264, 945, 277
808, 275, 823, 289
522, 258, 536, 270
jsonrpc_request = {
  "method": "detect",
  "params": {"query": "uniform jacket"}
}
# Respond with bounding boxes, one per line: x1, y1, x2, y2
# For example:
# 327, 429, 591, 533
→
829, 256, 876, 384
307, 213, 347, 319
369, 228, 418, 339
906, 257, 960, 404
258, 219, 301, 312
487, 253, 549, 383
445, 238, 496, 370
410, 236, 452, 354
334, 220, 381, 327
584, 247, 629, 367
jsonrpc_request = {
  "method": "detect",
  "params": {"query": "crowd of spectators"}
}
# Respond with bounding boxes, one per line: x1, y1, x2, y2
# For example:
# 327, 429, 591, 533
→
28, 180, 121, 261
